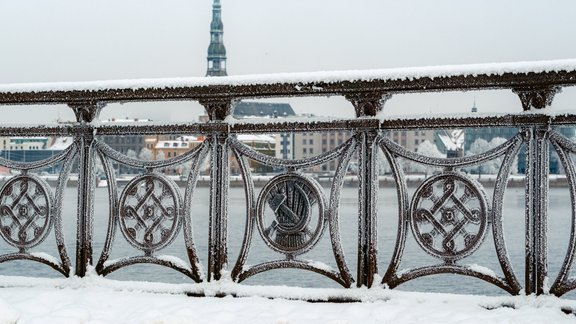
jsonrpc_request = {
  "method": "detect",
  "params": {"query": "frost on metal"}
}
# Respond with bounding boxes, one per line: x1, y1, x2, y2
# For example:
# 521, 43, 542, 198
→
1, 60, 576, 298
0, 143, 76, 276
229, 136, 354, 287
380, 135, 524, 294
94, 140, 208, 283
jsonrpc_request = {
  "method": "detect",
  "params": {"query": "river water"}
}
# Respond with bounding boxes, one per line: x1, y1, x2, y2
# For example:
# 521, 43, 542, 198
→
1, 185, 575, 298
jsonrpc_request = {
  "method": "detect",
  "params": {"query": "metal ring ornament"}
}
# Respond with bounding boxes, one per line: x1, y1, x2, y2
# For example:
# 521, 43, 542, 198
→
118, 174, 181, 253
256, 173, 326, 255
0, 175, 53, 249
409, 171, 489, 261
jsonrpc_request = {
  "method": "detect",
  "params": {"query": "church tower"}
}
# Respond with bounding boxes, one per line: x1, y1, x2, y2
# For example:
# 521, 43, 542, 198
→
206, 0, 227, 76
471, 99, 478, 113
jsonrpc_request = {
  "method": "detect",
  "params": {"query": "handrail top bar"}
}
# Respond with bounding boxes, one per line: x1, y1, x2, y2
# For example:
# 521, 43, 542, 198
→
1, 58, 576, 105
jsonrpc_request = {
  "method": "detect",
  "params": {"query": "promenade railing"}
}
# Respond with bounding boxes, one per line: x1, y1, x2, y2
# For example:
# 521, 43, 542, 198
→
1, 60, 576, 297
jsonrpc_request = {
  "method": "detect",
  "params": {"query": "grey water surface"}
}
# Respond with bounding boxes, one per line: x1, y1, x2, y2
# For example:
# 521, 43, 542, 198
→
1, 185, 575, 298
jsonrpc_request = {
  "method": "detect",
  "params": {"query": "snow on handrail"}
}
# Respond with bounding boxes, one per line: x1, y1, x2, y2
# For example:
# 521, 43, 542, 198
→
1, 59, 576, 105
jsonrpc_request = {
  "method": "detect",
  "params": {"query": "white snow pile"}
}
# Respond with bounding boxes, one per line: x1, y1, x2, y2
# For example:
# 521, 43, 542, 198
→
0, 274, 576, 324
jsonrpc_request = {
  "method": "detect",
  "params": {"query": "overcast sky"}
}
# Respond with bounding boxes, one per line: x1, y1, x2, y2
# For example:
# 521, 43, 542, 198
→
1, 0, 575, 122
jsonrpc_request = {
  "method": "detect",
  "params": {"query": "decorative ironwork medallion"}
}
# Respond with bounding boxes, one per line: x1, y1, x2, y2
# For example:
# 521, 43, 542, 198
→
256, 173, 326, 255
410, 172, 488, 261
0, 175, 53, 249
119, 174, 181, 252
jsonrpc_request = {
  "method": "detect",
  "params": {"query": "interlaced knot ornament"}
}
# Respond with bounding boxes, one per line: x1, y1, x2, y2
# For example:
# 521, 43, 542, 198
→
119, 174, 181, 253
410, 172, 489, 261
257, 173, 326, 255
0, 175, 52, 250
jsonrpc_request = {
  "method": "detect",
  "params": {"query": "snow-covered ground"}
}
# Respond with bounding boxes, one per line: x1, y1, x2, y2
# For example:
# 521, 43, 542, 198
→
0, 274, 575, 324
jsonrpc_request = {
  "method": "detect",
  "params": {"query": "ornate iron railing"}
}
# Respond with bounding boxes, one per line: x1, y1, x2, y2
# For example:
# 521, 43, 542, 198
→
2, 60, 576, 297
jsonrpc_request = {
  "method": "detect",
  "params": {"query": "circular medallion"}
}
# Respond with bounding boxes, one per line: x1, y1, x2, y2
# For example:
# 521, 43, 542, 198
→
0, 175, 53, 249
119, 174, 181, 252
409, 171, 488, 261
256, 173, 326, 255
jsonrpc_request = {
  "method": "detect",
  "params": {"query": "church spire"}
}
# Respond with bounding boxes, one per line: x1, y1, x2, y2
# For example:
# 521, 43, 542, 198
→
471, 97, 478, 113
206, 0, 227, 76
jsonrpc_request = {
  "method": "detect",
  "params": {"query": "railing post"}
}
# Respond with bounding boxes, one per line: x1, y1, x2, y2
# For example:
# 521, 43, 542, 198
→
69, 102, 104, 277
524, 125, 549, 295
356, 130, 380, 287
346, 92, 388, 287
514, 87, 559, 295
201, 98, 232, 281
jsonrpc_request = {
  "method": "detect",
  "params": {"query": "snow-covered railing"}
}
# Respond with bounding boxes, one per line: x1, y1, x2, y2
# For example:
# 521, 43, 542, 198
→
1, 59, 576, 299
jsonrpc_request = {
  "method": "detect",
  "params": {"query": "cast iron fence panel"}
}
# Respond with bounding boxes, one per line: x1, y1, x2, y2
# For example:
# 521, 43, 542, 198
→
0, 142, 76, 276
1, 60, 576, 297
229, 135, 355, 287
93, 139, 208, 282
549, 130, 576, 296
379, 134, 524, 294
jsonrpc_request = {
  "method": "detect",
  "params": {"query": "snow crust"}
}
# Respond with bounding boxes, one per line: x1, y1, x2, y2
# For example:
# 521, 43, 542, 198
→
467, 264, 498, 277
28, 252, 60, 266
1, 58, 575, 94
1, 274, 576, 323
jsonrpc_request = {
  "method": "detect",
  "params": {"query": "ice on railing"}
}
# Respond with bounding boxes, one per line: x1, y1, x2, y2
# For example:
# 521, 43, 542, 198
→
155, 255, 191, 270
467, 264, 498, 278
29, 252, 60, 266
1, 59, 576, 93
304, 260, 336, 273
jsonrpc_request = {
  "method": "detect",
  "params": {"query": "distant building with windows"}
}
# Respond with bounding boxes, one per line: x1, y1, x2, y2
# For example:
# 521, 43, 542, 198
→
233, 102, 295, 118
2, 137, 49, 150
463, 102, 576, 174
99, 118, 149, 157
0, 136, 72, 173
383, 130, 437, 153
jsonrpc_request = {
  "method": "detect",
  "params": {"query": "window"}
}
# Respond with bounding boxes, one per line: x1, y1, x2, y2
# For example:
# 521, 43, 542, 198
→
303, 148, 307, 154
309, 148, 314, 154
415, 139, 419, 145
303, 139, 307, 145
167, 152, 171, 157
309, 139, 314, 145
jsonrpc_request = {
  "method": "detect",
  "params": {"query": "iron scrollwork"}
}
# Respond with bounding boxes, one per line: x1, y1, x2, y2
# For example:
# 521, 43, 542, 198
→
0, 143, 76, 277
380, 134, 523, 294
0, 175, 53, 251
410, 172, 488, 261
94, 139, 207, 282
119, 174, 181, 254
